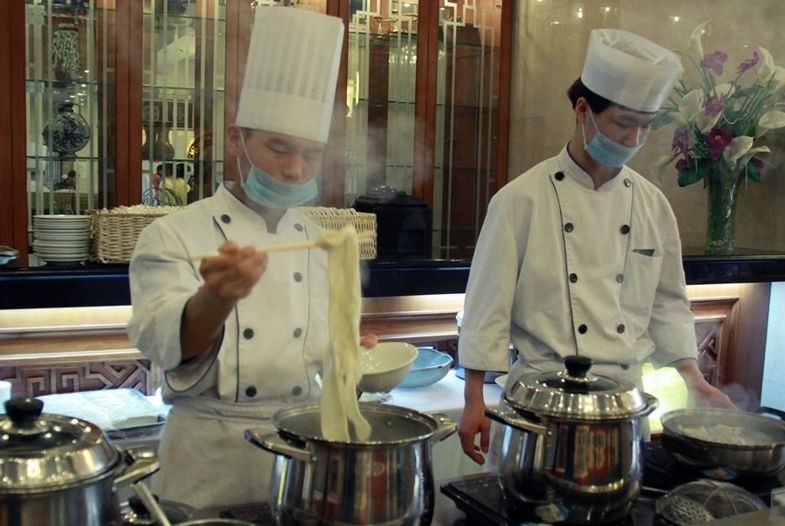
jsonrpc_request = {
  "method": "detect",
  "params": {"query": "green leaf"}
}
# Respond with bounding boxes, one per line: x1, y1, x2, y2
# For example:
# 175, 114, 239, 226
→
746, 161, 763, 183
677, 165, 705, 186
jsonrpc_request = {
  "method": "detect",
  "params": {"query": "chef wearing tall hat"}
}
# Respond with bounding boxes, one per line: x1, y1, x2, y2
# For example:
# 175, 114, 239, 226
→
127, 6, 365, 510
456, 29, 735, 465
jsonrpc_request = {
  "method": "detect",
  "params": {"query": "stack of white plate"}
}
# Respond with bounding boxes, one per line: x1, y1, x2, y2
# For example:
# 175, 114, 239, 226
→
32, 215, 91, 264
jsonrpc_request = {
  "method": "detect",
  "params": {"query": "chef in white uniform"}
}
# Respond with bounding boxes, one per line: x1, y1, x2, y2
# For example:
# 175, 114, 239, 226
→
457, 29, 735, 465
127, 7, 362, 510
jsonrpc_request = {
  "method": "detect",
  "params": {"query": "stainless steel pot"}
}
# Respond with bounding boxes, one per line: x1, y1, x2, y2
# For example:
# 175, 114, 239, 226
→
244, 403, 456, 526
661, 407, 785, 478
487, 356, 657, 525
0, 397, 159, 526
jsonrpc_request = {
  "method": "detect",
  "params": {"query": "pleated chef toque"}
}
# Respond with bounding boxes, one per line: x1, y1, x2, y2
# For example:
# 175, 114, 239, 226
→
236, 7, 344, 143
581, 29, 683, 113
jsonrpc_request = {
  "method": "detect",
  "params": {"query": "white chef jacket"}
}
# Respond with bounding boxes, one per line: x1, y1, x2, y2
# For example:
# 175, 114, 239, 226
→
458, 146, 697, 388
128, 184, 331, 510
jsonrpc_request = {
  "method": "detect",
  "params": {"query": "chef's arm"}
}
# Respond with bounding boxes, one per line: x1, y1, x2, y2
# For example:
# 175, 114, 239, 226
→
179, 242, 269, 363
180, 286, 236, 362
459, 368, 492, 464
673, 358, 736, 409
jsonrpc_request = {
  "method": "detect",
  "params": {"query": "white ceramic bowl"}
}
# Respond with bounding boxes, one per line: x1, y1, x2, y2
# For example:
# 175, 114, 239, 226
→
358, 342, 418, 393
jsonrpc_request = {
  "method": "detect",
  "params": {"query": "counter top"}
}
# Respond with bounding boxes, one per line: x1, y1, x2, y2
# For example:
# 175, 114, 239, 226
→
2, 254, 785, 309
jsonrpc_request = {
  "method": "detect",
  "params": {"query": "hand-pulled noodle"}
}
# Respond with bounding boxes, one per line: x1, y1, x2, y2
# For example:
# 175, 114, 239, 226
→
320, 226, 372, 442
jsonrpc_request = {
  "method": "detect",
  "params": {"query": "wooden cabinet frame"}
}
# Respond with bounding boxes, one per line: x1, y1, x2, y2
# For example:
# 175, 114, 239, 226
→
0, 1, 512, 264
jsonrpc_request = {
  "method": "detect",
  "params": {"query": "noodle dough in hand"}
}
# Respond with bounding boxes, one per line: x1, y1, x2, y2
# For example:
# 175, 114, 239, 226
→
320, 226, 372, 442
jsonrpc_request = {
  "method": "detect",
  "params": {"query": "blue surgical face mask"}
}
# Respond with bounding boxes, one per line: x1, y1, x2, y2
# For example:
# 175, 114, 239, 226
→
582, 111, 643, 167
237, 138, 318, 209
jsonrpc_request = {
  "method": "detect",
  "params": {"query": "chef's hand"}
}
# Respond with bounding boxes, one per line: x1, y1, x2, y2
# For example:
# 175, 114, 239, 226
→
688, 378, 737, 409
675, 358, 736, 409
199, 241, 268, 301
360, 333, 378, 348
458, 369, 492, 464
180, 242, 268, 363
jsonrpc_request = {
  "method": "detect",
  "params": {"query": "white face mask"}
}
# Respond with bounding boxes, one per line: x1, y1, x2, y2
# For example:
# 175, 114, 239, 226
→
581, 111, 643, 167
237, 137, 317, 209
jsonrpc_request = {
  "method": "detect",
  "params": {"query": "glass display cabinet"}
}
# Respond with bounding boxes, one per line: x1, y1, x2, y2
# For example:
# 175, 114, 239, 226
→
20, 0, 233, 266
3, 0, 512, 265
346, 0, 508, 259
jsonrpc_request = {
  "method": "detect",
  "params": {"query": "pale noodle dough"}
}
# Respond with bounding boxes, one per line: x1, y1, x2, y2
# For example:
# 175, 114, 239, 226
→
319, 226, 372, 442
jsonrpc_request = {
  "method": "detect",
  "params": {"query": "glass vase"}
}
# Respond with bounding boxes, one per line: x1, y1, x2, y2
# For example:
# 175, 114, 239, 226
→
704, 163, 741, 256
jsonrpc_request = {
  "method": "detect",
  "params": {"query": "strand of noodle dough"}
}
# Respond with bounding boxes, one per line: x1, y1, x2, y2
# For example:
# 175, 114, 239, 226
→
320, 226, 372, 442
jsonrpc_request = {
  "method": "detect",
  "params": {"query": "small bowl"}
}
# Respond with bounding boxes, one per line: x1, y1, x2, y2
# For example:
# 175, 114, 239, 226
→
399, 347, 454, 389
358, 342, 418, 393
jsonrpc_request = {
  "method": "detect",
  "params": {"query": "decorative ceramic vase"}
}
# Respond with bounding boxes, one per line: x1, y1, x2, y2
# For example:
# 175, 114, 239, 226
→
142, 122, 175, 161
42, 102, 91, 159
704, 163, 741, 256
51, 21, 81, 81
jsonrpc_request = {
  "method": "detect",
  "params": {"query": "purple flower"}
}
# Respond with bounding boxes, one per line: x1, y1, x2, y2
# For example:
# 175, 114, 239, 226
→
672, 127, 690, 155
738, 50, 760, 74
675, 157, 692, 171
701, 51, 728, 75
706, 127, 733, 159
703, 93, 728, 117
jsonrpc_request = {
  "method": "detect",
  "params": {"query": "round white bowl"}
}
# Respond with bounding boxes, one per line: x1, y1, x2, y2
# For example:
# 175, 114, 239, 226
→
358, 342, 418, 393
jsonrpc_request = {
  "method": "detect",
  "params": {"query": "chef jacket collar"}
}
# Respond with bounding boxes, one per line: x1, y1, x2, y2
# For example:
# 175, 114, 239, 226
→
558, 146, 627, 192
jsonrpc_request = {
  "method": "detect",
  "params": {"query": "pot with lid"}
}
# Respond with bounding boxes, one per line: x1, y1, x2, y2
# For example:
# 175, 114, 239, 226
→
0, 396, 159, 526
245, 402, 456, 526
486, 356, 657, 524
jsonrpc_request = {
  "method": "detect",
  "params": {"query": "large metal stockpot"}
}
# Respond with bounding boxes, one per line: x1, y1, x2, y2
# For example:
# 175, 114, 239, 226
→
486, 356, 657, 524
244, 403, 456, 526
0, 397, 159, 526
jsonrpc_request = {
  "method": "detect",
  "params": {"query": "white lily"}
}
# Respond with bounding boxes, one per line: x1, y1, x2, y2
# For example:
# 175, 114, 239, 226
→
687, 21, 710, 62
673, 89, 704, 127
722, 136, 755, 166
758, 110, 785, 134
756, 47, 785, 92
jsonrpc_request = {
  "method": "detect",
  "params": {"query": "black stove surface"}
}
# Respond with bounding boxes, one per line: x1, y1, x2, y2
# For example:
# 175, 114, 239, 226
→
440, 439, 782, 526
440, 473, 658, 526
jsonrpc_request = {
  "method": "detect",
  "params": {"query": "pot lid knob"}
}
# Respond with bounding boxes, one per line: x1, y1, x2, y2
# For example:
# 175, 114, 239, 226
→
564, 355, 592, 379
1, 397, 48, 437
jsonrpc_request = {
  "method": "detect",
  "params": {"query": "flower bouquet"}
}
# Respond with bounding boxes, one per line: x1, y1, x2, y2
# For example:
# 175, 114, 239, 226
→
654, 21, 785, 254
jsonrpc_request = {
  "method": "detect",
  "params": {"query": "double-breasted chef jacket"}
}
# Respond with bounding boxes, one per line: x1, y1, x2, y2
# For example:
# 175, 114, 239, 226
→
128, 184, 331, 509
458, 146, 697, 388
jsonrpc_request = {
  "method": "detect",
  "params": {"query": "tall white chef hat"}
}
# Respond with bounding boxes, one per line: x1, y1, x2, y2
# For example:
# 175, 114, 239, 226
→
236, 7, 344, 143
581, 29, 683, 113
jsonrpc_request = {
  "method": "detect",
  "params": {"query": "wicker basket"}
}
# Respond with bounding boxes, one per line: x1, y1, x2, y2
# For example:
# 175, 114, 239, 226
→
89, 206, 182, 263
89, 205, 377, 263
297, 206, 377, 260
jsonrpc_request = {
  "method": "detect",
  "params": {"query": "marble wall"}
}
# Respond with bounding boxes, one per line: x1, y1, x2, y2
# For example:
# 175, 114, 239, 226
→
509, 0, 785, 252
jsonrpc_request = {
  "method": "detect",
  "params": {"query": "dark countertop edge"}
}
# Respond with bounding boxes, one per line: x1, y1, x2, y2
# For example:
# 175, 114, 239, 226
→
1, 255, 785, 309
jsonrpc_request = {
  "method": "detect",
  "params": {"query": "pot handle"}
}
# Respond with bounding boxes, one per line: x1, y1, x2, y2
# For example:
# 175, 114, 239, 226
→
759, 406, 785, 420
428, 412, 457, 443
244, 429, 314, 463
485, 406, 547, 435
113, 447, 160, 487
641, 392, 659, 417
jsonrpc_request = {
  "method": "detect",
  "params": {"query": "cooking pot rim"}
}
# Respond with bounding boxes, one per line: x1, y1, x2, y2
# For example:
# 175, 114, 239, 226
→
272, 402, 442, 446
661, 407, 785, 447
